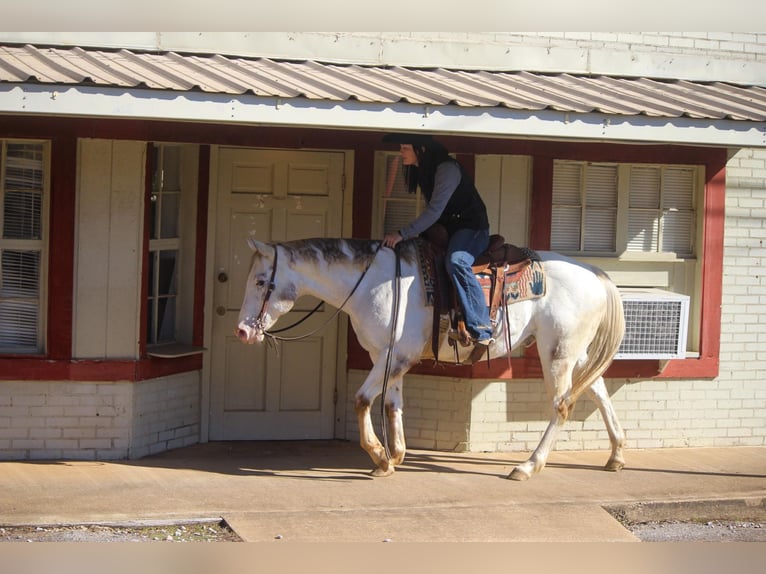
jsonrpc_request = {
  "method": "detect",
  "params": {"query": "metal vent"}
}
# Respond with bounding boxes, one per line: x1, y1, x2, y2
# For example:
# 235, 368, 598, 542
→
616, 289, 690, 359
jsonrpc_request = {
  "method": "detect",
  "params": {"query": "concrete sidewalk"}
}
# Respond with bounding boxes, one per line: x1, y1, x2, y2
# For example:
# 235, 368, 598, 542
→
1, 442, 764, 542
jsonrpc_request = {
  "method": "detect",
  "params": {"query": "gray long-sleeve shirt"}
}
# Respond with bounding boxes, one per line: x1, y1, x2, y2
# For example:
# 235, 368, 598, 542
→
399, 161, 461, 240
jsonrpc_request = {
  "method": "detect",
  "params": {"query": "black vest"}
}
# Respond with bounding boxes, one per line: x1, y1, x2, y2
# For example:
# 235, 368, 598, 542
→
421, 159, 489, 236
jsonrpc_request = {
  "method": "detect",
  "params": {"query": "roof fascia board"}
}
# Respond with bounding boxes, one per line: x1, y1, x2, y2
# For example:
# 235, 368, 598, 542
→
2, 84, 765, 149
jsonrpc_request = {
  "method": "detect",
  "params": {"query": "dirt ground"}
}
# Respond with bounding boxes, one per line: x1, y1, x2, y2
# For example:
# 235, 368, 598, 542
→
2, 517, 765, 542
607, 499, 766, 542
0, 520, 242, 542
625, 519, 766, 542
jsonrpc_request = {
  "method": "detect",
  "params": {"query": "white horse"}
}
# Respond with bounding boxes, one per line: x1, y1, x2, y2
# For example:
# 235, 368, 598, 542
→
236, 237, 626, 481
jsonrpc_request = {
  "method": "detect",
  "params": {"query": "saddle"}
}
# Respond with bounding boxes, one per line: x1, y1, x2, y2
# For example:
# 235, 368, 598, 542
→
420, 225, 540, 364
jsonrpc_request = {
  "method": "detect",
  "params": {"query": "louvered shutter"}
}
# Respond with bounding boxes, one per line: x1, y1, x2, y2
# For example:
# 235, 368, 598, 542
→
628, 166, 660, 252
583, 164, 617, 251
551, 161, 582, 250
661, 167, 695, 255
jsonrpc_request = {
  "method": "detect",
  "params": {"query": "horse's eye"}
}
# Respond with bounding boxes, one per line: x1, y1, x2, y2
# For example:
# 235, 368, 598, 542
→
255, 279, 265, 287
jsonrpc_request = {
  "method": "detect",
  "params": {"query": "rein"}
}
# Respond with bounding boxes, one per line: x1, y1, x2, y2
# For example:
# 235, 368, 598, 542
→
258, 241, 383, 343
380, 243, 402, 462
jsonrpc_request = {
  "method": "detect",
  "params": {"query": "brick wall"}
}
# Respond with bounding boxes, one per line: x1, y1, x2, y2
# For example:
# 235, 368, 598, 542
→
0, 372, 200, 460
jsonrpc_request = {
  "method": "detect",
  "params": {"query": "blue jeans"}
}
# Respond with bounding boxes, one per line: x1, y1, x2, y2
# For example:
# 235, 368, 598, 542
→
445, 228, 493, 342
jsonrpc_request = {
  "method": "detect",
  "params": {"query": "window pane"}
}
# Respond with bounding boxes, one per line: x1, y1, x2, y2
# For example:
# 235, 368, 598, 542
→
627, 210, 659, 252
3, 190, 42, 239
663, 167, 694, 210
1, 250, 40, 297
630, 166, 660, 209
584, 208, 616, 251
147, 298, 156, 344
662, 210, 693, 254
5, 143, 44, 191
383, 199, 418, 235
160, 191, 180, 238
157, 296, 176, 342
0, 250, 40, 351
552, 162, 581, 205
0, 300, 38, 350
551, 206, 581, 250
158, 250, 178, 296
161, 146, 181, 191
585, 164, 617, 207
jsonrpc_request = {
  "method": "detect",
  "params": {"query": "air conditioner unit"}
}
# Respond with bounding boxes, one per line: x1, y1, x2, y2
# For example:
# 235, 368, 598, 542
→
615, 288, 690, 359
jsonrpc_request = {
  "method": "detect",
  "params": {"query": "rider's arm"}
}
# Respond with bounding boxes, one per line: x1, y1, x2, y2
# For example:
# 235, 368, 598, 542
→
399, 162, 460, 240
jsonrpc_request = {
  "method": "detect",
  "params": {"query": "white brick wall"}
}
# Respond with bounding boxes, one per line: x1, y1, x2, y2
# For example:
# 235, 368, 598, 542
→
0, 372, 200, 460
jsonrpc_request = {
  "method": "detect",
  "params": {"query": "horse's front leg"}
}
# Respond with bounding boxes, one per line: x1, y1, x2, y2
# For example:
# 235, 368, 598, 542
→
384, 380, 406, 467
354, 355, 411, 477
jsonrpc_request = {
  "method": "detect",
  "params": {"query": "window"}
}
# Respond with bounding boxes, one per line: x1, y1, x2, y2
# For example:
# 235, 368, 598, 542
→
147, 145, 182, 346
551, 160, 699, 259
145, 143, 199, 355
0, 141, 48, 354
375, 153, 425, 236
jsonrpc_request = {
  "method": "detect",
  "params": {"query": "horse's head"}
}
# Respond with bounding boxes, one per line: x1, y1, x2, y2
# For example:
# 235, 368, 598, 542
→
236, 238, 296, 344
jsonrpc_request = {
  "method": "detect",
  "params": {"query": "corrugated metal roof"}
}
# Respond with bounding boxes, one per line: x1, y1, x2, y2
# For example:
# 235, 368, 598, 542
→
1, 43, 766, 122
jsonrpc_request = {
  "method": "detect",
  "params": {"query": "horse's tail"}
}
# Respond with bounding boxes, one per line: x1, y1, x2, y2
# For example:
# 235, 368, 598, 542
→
559, 270, 625, 418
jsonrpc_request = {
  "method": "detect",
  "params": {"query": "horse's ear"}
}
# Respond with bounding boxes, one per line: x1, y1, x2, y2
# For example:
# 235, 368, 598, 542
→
247, 237, 266, 252
247, 237, 274, 257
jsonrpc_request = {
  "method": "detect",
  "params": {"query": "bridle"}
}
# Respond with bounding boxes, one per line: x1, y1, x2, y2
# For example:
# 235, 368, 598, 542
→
251, 242, 383, 342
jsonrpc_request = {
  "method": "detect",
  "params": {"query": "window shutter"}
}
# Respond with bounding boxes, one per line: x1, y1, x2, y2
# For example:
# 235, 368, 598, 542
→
627, 166, 660, 252
583, 164, 617, 251
661, 167, 694, 256
551, 161, 583, 251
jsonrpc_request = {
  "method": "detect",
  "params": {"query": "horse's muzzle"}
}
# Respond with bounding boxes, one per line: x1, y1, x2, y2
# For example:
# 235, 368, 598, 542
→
236, 322, 264, 344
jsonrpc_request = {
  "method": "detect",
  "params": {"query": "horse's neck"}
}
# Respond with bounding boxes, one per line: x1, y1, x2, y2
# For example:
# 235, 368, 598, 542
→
289, 254, 365, 310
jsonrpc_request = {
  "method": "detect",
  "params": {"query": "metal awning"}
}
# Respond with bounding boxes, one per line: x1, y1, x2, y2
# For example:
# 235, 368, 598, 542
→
2, 44, 765, 147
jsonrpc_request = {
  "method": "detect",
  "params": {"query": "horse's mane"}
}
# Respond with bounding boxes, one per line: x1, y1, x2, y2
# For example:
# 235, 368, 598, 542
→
280, 237, 419, 268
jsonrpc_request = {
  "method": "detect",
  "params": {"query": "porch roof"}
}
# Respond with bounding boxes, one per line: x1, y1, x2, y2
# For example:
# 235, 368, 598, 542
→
2, 43, 766, 148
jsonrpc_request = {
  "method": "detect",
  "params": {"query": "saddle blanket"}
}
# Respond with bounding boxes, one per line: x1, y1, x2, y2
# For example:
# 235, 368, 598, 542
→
415, 240, 546, 308
477, 259, 547, 305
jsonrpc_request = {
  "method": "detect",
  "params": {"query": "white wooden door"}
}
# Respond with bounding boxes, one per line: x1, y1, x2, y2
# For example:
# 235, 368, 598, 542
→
210, 148, 344, 440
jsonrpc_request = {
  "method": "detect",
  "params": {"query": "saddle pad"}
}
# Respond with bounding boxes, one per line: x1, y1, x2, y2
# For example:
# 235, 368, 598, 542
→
477, 259, 546, 305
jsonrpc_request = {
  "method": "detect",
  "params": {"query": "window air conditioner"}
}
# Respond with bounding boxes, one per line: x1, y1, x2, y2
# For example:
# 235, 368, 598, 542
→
615, 288, 690, 359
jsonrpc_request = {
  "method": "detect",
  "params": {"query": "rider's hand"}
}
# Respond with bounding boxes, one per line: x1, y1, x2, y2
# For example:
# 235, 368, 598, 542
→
382, 231, 403, 248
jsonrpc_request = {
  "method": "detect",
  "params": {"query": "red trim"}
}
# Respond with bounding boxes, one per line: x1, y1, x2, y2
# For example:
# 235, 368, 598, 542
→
0, 355, 202, 382
529, 156, 553, 251
46, 136, 77, 360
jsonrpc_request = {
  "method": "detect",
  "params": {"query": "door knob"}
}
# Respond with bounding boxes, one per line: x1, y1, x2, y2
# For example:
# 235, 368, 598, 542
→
217, 271, 229, 283
216, 306, 226, 316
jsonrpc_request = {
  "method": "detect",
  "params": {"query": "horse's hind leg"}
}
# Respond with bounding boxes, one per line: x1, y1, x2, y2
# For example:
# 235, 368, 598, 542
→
508, 350, 574, 481
585, 376, 625, 472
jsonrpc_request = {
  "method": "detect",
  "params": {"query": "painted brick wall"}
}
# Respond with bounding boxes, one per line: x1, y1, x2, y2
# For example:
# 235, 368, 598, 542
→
0, 372, 200, 460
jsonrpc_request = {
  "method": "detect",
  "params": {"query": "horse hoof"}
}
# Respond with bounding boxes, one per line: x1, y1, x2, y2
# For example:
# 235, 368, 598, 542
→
507, 467, 531, 481
370, 466, 395, 477
604, 460, 625, 472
